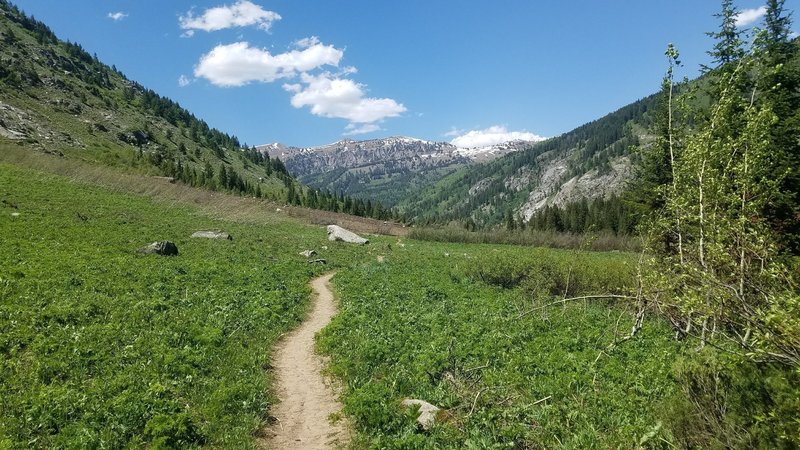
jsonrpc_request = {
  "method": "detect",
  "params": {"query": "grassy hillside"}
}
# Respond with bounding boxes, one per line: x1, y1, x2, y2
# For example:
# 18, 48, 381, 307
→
0, 0, 308, 202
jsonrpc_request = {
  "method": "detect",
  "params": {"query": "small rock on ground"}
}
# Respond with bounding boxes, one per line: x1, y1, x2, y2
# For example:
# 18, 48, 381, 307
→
139, 241, 179, 256
401, 398, 440, 430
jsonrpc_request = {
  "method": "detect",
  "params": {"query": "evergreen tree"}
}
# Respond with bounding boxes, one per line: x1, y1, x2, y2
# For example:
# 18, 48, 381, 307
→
706, 0, 745, 69
756, 1, 800, 251
504, 209, 516, 231
764, 0, 792, 45
217, 165, 228, 190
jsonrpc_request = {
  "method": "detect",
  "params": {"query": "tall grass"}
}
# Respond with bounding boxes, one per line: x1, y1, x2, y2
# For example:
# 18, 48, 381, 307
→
409, 226, 641, 252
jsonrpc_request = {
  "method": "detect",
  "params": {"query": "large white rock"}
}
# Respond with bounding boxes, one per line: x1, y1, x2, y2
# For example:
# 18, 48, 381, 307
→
326, 225, 369, 245
191, 230, 232, 240
401, 398, 440, 430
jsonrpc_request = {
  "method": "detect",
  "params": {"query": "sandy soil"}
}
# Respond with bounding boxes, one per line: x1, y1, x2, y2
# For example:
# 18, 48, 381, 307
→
259, 273, 350, 450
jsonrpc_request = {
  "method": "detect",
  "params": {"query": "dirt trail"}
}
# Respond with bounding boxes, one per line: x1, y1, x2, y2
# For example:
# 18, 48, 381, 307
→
260, 272, 349, 450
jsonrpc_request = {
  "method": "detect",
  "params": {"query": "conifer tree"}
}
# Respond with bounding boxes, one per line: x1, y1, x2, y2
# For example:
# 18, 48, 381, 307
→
217, 165, 228, 191
706, 0, 745, 69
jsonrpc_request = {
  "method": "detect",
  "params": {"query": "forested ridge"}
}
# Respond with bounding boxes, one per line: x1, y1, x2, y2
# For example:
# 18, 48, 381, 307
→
397, 93, 659, 229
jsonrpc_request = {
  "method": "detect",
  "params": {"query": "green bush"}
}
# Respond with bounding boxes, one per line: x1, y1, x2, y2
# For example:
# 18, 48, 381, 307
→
665, 352, 800, 449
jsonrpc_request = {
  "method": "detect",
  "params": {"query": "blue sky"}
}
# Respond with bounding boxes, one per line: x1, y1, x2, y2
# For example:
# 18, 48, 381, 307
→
12, 1, 799, 147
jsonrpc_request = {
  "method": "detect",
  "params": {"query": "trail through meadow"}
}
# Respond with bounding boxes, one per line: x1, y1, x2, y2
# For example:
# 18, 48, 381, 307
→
260, 272, 349, 449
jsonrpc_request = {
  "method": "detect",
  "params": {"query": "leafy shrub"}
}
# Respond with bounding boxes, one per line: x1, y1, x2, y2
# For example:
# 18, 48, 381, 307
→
664, 352, 800, 449
144, 413, 205, 449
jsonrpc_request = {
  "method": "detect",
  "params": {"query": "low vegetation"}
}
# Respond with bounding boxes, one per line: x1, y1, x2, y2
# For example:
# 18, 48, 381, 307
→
408, 226, 640, 252
319, 244, 689, 447
0, 163, 367, 448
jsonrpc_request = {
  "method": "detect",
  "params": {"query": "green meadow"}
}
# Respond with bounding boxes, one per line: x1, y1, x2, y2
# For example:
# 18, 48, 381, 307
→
0, 162, 364, 448
1, 161, 693, 448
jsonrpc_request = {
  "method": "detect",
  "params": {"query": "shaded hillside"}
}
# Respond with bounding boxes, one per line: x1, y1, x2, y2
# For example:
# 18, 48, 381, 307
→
396, 94, 659, 227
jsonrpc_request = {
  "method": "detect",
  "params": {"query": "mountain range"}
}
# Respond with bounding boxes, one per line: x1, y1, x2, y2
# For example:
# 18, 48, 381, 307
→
257, 93, 657, 227
256, 137, 537, 208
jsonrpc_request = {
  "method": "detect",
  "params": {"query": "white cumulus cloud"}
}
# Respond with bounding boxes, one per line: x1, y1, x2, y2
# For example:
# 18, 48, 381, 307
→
344, 123, 382, 136
194, 41, 343, 87
180, 0, 281, 34
449, 126, 546, 148
294, 36, 321, 49
178, 75, 192, 87
283, 72, 406, 125
443, 127, 464, 138
735, 6, 767, 27
107, 12, 128, 21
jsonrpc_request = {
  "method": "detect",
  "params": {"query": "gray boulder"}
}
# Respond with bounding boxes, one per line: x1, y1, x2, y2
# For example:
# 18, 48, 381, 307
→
191, 230, 232, 240
139, 241, 179, 256
326, 225, 369, 245
401, 398, 440, 430
299, 250, 317, 257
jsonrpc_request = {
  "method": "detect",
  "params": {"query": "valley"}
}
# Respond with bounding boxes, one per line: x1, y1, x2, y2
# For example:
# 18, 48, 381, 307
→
0, 155, 684, 448
1, 0, 799, 449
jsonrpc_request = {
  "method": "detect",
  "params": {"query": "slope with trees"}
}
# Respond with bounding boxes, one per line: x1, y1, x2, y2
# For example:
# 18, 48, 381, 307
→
396, 93, 659, 230
0, 0, 391, 220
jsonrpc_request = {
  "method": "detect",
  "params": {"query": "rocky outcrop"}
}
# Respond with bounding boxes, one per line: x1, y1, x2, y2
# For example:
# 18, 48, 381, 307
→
139, 241, 178, 256
326, 225, 369, 244
518, 156, 633, 221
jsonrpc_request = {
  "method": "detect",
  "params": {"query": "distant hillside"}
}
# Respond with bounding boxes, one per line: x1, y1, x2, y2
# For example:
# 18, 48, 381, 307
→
395, 94, 659, 227
259, 137, 537, 207
0, 1, 298, 199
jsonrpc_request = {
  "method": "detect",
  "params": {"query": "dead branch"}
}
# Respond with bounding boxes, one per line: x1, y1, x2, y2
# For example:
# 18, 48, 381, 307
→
532, 395, 552, 405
